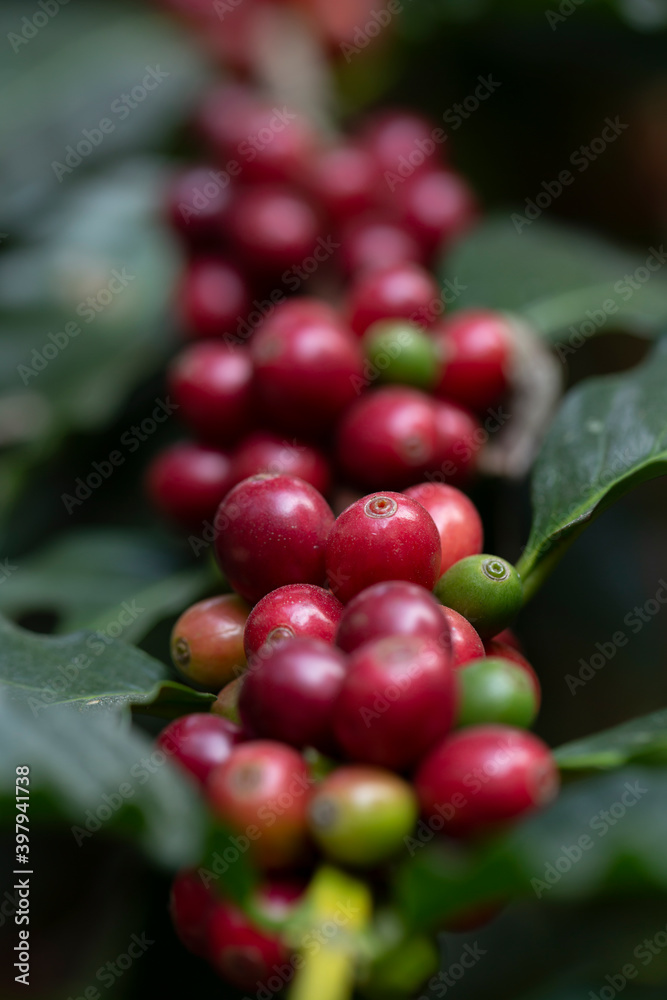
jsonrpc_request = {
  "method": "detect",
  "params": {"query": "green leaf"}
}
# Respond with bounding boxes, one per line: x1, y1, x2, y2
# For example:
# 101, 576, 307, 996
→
0, 695, 207, 868
555, 709, 667, 770
517, 338, 667, 594
443, 217, 667, 343
0, 613, 212, 715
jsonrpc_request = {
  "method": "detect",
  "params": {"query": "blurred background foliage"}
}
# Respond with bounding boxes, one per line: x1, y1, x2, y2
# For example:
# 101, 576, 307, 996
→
3, 0, 667, 997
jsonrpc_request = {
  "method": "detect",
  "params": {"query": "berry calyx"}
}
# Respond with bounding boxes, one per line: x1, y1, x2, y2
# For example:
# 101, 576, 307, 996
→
434, 554, 523, 640
455, 657, 539, 728
170, 595, 250, 689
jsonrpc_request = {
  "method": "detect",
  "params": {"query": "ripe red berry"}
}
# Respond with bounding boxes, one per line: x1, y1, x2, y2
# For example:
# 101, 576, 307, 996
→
158, 714, 244, 785
414, 725, 559, 838
395, 169, 477, 254
145, 442, 233, 529
170, 869, 215, 956
340, 216, 423, 275
403, 482, 483, 573
347, 262, 440, 337
434, 310, 512, 413
493, 628, 523, 652
307, 143, 379, 220
335, 580, 448, 654
239, 637, 348, 751
215, 475, 334, 603
431, 399, 482, 485
208, 898, 290, 989
230, 432, 331, 496
171, 595, 250, 689
207, 740, 311, 869
250, 299, 363, 436
440, 606, 485, 667
227, 184, 320, 274
168, 342, 255, 446
244, 584, 343, 657
484, 639, 541, 707
334, 635, 456, 769
336, 387, 439, 490
325, 492, 441, 603
362, 110, 444, 180
179, 257, 251, 340
166, 166, 233, 245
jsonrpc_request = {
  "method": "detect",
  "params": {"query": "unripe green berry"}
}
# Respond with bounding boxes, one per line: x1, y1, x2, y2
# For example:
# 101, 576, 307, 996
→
456, 657, 538, 729
434, 554, 522, 639
363, 320, 440, 389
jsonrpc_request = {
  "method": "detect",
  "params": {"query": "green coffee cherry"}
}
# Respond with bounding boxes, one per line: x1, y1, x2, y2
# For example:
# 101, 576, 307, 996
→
434, 554, 523, 639
456, 657, 538, 728
360, 934, 439, 999
363, 320, 440, 389
307, 766, 417, 867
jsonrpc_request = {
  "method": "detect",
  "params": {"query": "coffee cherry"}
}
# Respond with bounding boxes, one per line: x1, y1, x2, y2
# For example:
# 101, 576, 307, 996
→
239, 638, 348, 751
347, 262, 440, 336
171, 595, 250, 689
166, 166, 233, 245
208, 741, 311, 869
362, 110, 443, 179
179, 257, 251, 340
158, 713, 243, 785
308, 766, 417, 866
340, 216, 423, 275
227, 184, 320, 274
440, 606, 485, 667
336, 388, 439, 490
326, 492, 441, 603
492, 628, 523, 652
456, 657, 538, 729
244, 584, 343, 658
230, 432, 331, 496
168, 342, 255, 446
336, 580, 447, 654
250, 299, 363, 436
363, 320, 440, 389
434, 554, 523, 640
434, 310, 512, 412
333, 635, 455, 769
170, 869, 215, 956
145, 442, 233, 529
403, 482, 483, 573
431, 399, 482, 485
212, 676, 244, 724
208, 898, 290, 988
484, 639, 541, 707
395, 169, 477, 254
215, 475, 334, 603
307, 143, 379, 220
414, 725, 559, 838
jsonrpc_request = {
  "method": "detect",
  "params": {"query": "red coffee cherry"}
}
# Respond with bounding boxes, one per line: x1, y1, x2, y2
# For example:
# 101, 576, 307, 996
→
171, 595, 250, 689
340, 216, 423, 276
361, 110, 444, 180
197, 83, 263, 156
215, 475, 334, 603
484, 639, 541, 708
227, 184, 321, 274
145, 442, 233, 529
335, 580, 448, 654
325, 492, 441, 604
179, 257, 251, 341
403, 482, 483, 573
207, 740, 311, 869
158, 714, 244, 786
493, 628, 523, 652
250, 298, 363, 436
431, 399, 483, 485
434, 310, 512, 413
347, 262, 441, 336
333, 635, 456, 770
239, 637, 348, 752
207, 897, 291, 989
170, 869, 216, 956
244, 584, 343, 658
395, 169, 477, 254
168, 342, 255, 446
414, 725, 560, 838
336, 388, 440, 490
306, 143, 379, 220
166, 166, 233, 245
440, 606, 485, 667
230, 432, 331, 496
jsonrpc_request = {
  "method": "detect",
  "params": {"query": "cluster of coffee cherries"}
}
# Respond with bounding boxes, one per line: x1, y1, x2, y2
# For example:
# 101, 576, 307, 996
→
157, 471, 559, 992
145, 82, 514, 531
